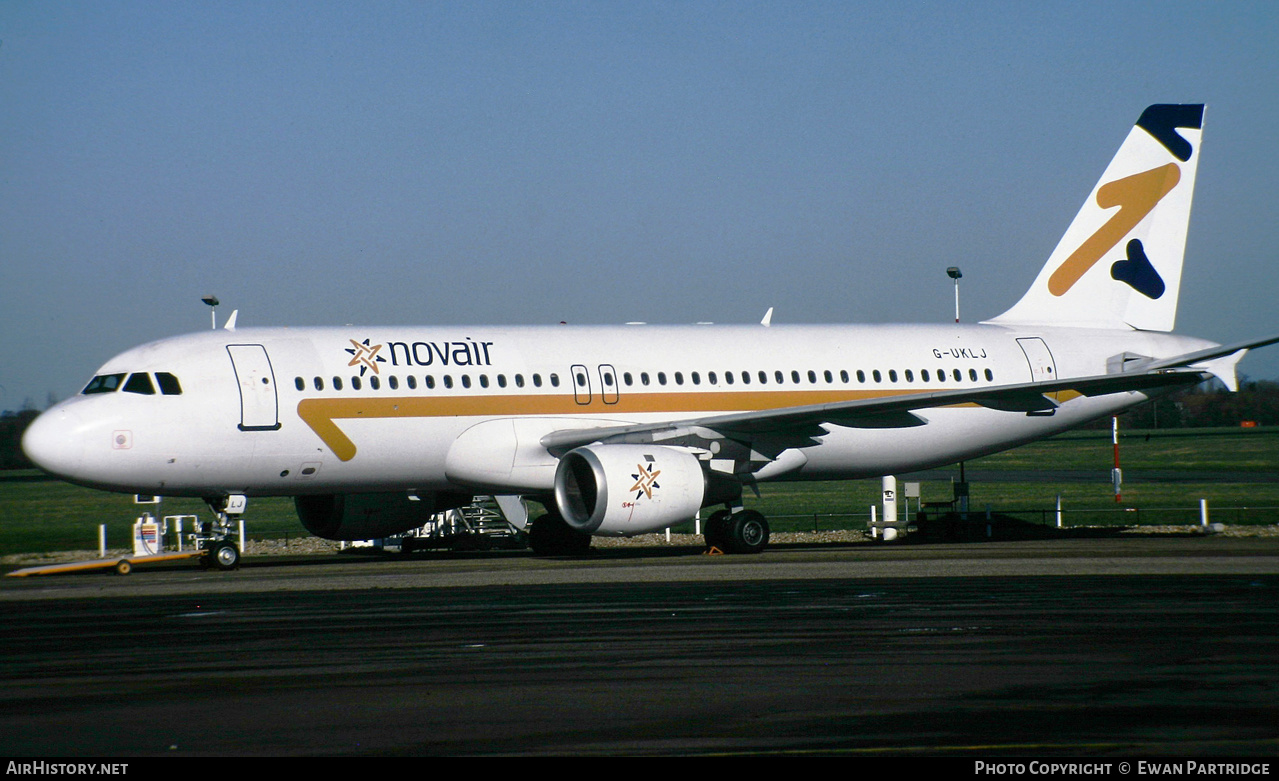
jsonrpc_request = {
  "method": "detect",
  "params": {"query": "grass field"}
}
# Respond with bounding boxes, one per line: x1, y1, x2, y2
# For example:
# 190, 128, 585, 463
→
2, 427, 1277, 554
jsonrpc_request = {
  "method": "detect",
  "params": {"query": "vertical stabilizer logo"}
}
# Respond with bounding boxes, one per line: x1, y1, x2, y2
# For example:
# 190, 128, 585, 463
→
1047, 163, 1179, 297
1047, 104, 1202, 299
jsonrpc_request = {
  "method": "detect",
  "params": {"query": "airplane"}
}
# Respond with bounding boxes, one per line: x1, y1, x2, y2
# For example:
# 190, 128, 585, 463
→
22, 104, 1279, 565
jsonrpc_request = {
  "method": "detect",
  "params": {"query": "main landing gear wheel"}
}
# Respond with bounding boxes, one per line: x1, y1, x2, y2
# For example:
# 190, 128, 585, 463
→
704, 510, 771, 554
208, 540, 240, 570
527, 511, 592, 556
728, 510, 770, 554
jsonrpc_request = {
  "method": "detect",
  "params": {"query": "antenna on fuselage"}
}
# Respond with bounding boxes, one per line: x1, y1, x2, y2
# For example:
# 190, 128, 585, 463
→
201, 296, 220, 330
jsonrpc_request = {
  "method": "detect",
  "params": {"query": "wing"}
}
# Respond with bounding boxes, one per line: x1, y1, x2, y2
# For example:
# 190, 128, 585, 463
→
539, 368, 1206, 456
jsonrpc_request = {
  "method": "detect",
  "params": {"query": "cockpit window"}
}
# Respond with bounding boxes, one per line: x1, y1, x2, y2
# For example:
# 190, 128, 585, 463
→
155, 372, 182, 395
83, 374, 126, 394
123, 373, 156, 395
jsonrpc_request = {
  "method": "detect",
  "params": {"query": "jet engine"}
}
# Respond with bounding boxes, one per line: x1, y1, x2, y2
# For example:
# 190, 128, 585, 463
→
554, 444, 709, 536
295, 491, 470, 540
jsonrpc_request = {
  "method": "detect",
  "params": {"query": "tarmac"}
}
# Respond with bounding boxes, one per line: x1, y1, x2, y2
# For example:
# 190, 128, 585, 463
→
2, 532, 1277, 756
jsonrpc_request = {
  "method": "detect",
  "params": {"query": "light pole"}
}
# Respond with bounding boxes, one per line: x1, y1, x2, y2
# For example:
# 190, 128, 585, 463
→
946, 267, 962, 323
202, 296, 219, 330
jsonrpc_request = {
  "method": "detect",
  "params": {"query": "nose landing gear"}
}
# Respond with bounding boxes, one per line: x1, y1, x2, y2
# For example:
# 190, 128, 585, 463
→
195, 495, 246, 570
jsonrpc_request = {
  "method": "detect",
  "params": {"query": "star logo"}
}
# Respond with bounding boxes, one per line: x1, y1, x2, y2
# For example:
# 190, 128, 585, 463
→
345, 338, 386, 376
630, 462, 661, 501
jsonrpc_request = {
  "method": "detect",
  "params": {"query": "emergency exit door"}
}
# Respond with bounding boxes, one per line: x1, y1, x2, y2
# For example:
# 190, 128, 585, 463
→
1016, 337, 1058, 383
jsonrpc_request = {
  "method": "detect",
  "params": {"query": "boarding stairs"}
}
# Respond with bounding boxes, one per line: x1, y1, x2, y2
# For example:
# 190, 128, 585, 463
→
399, 496, 526, 552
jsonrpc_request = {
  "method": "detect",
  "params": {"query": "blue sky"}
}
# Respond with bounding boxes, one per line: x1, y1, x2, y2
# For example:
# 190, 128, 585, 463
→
2, 1, 1278, 409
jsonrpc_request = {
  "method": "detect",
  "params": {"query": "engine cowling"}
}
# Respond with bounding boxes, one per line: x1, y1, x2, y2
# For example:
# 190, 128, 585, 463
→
295, 491, 470, 540
554, 445, 706, 536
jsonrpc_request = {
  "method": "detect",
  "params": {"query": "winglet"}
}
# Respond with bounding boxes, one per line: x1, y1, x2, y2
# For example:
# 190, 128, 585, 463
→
223, 310, 239, 331
761, 307, 774, 327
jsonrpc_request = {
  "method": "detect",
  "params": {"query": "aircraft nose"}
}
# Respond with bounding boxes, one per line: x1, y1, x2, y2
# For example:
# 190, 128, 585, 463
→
21, 405, 86, 479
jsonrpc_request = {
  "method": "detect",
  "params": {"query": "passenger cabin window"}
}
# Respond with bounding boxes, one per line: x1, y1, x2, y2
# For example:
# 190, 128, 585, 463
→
83, 374, 126, 394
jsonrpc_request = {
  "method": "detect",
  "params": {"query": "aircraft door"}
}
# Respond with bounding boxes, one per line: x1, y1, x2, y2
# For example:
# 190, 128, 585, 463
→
598, 364, 619, 404
1016, 338, 1058, 383
571, 364, 592, 405
227, 344, 281, 431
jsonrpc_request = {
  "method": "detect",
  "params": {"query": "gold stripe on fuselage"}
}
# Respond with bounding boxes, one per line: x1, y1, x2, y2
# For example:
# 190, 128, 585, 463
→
299, 388, 890, 462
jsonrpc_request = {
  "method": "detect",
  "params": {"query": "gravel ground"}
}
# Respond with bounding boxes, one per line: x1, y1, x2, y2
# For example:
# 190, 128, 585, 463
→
5, 524, 1277, 567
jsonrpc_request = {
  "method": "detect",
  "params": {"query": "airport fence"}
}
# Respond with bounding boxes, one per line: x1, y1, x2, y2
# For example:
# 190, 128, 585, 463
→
765, 504, 1279, 532
119, 504, 1279, 553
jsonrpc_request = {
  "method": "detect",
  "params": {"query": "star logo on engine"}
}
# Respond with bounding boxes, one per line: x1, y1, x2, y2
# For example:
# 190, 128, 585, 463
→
345, 338, 386, 376
630, 462, 661, 500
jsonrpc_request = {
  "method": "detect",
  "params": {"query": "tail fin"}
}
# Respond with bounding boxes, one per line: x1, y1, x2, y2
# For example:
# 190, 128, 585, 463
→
987, 104, 1204, 332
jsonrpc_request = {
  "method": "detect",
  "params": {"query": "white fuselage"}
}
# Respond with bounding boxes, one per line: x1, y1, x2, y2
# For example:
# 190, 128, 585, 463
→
23, 322, 1214, 499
